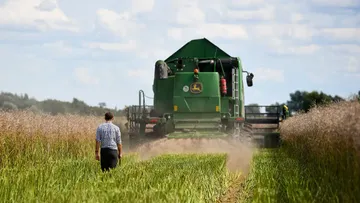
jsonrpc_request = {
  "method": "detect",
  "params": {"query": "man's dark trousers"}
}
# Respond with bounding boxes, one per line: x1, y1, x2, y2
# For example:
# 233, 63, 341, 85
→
100, 148, 120, 172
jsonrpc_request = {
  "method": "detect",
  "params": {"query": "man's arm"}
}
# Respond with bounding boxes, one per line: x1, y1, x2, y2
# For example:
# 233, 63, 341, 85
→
95, 141, 100, 158
95, 127, 101, 160
116, 127, 122, 157
117, 143, 122, 158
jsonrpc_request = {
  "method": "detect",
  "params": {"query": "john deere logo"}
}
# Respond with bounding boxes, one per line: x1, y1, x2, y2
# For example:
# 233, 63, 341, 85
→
190, 82, 203, 94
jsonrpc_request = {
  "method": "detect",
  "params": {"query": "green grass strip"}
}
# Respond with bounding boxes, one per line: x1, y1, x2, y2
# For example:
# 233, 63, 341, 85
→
241, 148, 360, 203
0, 154, 233, 203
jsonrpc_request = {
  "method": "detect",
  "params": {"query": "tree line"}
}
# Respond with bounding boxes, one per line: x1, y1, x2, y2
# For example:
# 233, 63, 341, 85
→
247, 90, 360, 115
1, 90, 359, 117
0, 92, 124, 116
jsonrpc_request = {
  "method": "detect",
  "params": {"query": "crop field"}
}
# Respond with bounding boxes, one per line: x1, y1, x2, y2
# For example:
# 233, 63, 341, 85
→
0, 111, 243, 203
0, 100, 359, 203
241, 100, 360, 203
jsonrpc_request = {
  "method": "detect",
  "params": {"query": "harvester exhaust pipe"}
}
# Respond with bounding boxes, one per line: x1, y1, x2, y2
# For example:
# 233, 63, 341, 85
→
138, 90, 147, 137
139, 90, 146, 114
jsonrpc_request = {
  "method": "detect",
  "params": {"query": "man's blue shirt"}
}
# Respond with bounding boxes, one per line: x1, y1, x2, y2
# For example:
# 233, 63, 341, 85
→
96, 122, 121, 150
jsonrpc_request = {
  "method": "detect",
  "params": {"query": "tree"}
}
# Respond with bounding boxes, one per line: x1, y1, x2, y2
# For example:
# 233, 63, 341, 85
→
246, 103, 260, 114
28, 105, 41, 113
2, 101, 18, 111
99, 102, 106, 108
265, 102, 283, 113
286, 90, 345, 113
287, 90, 305, 112
23, 93, 29, 100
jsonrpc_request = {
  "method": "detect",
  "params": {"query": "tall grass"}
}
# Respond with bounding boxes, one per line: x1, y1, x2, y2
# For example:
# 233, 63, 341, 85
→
0, 110, 234, 202
280, 100, 360, 202
0, 110, 102, 168
242, 100, 360, 202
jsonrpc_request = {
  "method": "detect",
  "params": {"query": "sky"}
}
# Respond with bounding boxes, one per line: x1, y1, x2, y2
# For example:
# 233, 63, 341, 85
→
0, 0, 359, 109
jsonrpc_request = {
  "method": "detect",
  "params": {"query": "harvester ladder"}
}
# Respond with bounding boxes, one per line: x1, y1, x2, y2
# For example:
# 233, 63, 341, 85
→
232, 68, 240, 136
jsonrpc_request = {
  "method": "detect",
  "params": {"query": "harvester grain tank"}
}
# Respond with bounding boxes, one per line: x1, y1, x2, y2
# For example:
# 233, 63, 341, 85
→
126, 38, 281, 148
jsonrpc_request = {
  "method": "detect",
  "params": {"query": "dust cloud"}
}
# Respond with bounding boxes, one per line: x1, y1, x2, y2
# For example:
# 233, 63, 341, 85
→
132, 138, 255, 174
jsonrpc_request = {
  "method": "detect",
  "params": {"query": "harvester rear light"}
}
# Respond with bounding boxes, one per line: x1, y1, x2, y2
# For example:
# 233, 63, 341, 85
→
235, 117, 244, 121
220, 77, 227, 95
174, 105, 178, 111
149, 118, 159, 123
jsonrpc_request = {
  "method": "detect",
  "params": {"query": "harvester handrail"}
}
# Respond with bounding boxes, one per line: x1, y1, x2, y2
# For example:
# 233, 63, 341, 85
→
166, 56, 237, 64
245, 105, 281, 107
246, 113, 280, 116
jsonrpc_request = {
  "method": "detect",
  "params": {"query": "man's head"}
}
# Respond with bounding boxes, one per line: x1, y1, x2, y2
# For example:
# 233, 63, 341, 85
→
105, 112, 114, 121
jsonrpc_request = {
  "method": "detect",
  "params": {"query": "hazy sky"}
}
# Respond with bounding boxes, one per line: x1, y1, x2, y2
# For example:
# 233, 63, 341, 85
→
0, 0, 359, 109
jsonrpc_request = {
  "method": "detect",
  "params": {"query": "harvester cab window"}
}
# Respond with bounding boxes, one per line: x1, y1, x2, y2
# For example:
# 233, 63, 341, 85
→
154, 60, 170, 79
198, 62, 213, 72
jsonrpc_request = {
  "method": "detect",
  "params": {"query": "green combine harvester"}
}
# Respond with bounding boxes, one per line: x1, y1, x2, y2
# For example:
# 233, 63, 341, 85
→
125, 38, 282, 148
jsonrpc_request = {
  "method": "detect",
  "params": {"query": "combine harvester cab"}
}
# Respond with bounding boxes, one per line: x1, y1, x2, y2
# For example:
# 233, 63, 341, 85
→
126, 38, 281, 149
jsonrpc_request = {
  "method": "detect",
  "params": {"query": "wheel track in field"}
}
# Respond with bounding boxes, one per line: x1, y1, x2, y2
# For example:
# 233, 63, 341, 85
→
217, 174, 247, 203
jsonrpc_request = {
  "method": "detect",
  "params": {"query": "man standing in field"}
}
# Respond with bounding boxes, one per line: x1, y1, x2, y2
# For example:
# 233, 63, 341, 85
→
95, 112, 122, 172
282, 104, 289, 120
